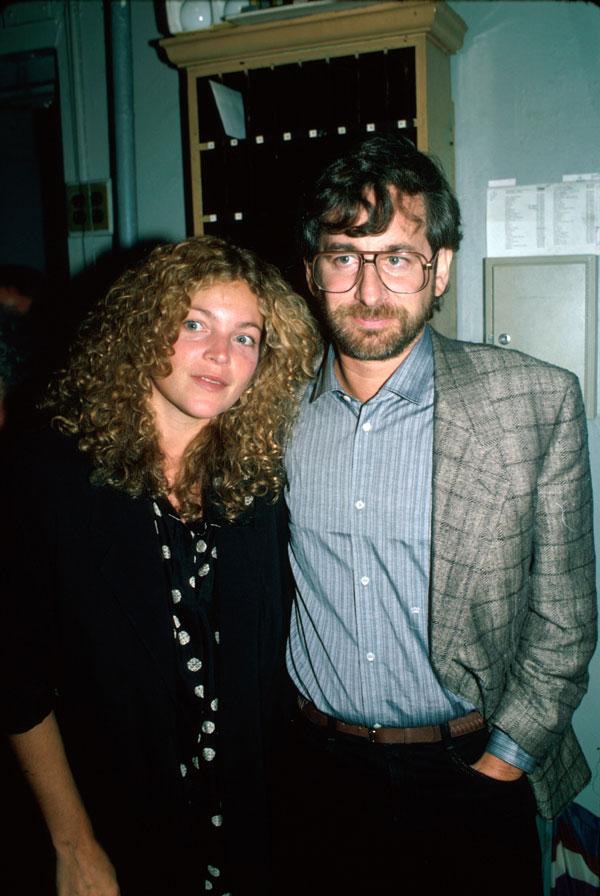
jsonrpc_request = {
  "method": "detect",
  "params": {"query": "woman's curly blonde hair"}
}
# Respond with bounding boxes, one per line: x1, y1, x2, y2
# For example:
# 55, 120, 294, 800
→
48, 236, 321, 520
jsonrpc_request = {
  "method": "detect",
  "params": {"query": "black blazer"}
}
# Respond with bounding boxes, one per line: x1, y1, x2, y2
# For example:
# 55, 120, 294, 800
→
0, 428, 292, 895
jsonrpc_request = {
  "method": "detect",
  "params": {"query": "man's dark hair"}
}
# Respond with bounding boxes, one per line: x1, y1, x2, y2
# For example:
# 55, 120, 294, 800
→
299, 134, 462, 260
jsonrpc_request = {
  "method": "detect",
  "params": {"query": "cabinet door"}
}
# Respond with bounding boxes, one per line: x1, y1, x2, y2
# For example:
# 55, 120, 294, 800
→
194, 48, 418, 293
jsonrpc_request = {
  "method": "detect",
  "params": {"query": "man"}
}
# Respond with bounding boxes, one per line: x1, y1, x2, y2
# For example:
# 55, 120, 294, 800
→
279, 135, 597, 895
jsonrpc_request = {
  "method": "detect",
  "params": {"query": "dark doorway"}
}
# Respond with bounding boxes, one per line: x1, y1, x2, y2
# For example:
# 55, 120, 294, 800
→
0, 47, 69, 281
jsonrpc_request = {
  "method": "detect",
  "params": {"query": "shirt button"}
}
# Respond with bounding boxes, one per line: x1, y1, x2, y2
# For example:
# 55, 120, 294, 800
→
360, 576, 369, 586
362, 421, 372, 432
355, 500, 365, 510
366, 652, 375, 662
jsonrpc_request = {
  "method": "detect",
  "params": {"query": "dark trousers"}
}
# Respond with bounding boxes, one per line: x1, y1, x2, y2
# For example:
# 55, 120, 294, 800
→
272, 712, 543, 896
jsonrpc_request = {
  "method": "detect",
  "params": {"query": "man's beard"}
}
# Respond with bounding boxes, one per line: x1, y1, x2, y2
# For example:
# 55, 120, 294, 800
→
323, 292, 435, 362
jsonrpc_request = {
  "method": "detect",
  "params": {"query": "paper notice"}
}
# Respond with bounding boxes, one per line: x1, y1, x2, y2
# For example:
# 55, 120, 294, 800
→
486, 180, 600, 256
209, 81, 246, 139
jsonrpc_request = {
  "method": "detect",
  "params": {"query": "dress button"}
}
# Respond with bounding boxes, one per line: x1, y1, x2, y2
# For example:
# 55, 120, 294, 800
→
362, 421, 372, 432
355, 500, 365, 510
360, 576, 369, 586
366, 652, 375, 662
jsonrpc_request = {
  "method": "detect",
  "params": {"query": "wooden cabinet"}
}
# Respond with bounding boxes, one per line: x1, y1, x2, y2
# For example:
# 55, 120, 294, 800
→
161, 1, 466, 336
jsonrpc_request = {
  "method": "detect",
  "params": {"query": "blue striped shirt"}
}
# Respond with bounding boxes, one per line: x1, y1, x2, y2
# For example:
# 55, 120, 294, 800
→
285, 327, 535, 770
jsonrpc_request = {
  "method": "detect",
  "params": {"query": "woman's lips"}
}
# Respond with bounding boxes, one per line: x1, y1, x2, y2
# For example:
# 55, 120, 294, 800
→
191, 374, 227, 389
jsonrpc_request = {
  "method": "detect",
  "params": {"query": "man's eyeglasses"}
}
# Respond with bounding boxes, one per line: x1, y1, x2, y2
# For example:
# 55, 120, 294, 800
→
311, 250, 438, 295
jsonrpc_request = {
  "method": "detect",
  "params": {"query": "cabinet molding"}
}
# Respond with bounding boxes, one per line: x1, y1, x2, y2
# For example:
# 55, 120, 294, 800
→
161, 2, 466, 73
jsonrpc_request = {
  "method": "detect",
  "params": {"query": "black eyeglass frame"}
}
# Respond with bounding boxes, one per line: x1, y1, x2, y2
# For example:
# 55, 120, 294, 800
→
310, 250, 439, 295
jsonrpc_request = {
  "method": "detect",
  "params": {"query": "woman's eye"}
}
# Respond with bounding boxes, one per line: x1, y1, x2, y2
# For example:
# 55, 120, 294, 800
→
183, 320, 204, 332
235, 334, 255, 346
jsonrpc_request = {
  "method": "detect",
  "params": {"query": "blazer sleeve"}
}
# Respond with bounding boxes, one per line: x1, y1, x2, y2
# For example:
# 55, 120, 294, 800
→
492, 374, 597, 761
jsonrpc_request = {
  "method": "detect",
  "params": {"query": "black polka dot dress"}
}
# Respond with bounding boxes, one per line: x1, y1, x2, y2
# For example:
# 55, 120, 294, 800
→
153, 498, 232, 895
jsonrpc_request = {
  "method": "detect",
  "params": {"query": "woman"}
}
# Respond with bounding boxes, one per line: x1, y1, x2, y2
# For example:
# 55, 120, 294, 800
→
0, 236, 319, 896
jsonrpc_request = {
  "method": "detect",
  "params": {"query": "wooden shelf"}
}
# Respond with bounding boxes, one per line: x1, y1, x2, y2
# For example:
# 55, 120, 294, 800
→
161, 2, 466, 74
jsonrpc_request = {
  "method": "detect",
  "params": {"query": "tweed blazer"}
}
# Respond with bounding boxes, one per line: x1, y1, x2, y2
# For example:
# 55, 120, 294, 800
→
428, 330, 597, 818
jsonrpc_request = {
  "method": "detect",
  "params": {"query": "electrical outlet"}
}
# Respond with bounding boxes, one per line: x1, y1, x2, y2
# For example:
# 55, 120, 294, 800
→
66, 184, 87, 233
66, 181, 113, 235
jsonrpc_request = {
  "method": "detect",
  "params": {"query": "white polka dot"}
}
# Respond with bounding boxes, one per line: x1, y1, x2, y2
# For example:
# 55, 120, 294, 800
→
172, 615, 181, 629
189, 576, 196, 588
211, 814, 223, 827
187, 658, 202, 672
153, 521, 159, 534
199, 563, 210, 577
202, 720, 215, 734
196, 540, 207, 553
214, 631, 220, 644
153, 502, 162, 516
208, 866, 220, 878
244, 495, 254, 506
203, 747, 216, 762
205, 882, 213, 891
211, 546, 217, 558
210, 699, 218, 711
178, 630, 190, 645
192, 755, 199, 769
180, 763, 187, 777
194, 685, 204, 698
171, 589, 182, 604
162, 545, 171, 559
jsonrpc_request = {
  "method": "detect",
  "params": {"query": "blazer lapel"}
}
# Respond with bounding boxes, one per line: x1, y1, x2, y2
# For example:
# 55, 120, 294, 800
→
88, 486, 180, 703
429, 331, 512, 678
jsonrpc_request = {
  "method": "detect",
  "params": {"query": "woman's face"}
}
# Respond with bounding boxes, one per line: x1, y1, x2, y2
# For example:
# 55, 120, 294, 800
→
149, 280, 264, 442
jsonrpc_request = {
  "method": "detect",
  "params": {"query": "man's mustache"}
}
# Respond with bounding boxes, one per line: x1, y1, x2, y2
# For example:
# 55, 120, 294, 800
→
335, 303, 403, 322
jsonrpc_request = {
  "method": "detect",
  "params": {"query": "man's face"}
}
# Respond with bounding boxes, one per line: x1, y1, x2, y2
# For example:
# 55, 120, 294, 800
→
308, 190, 452, 363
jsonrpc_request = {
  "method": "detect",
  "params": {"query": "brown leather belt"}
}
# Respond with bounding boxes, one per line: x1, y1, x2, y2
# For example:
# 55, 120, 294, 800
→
298, 697, 486, 745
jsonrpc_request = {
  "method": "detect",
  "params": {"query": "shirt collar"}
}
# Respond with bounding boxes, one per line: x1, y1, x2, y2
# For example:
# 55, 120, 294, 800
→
310, 325, 433, 405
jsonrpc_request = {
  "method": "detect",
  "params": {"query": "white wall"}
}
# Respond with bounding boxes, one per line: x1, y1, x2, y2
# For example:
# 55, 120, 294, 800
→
450, 0, 600, 816
130, 0, 186, 244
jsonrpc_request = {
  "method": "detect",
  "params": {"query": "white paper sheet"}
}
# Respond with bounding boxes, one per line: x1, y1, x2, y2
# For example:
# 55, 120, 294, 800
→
209, 81, 246, 140
486, 178, 600, 257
